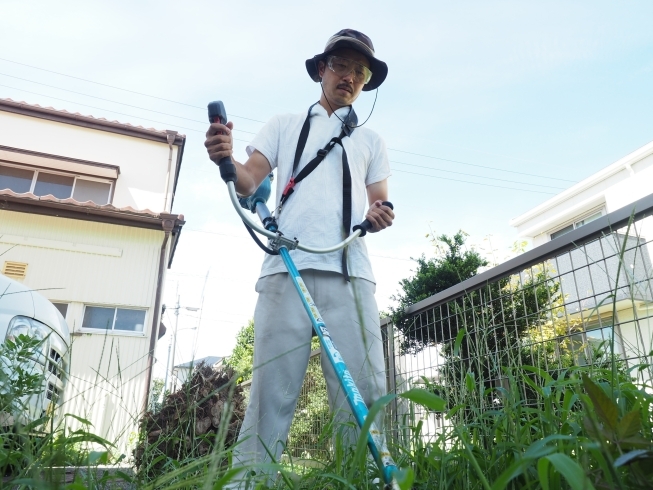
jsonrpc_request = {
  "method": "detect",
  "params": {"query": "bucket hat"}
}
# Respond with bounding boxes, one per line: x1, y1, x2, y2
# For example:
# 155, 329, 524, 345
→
305, 29, 388, 91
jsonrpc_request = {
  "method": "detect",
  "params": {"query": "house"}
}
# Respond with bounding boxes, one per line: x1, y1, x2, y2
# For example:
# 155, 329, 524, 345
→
0, 98, 186, 454
510, 139, 653, 247
510, 140, 653, 379
173, 355, 223, 391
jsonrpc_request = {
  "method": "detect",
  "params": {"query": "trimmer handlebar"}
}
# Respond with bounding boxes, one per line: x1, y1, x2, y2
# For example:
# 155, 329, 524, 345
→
207, 101, 238, 184
211, 100, 394, 254
353, 201, 394, 237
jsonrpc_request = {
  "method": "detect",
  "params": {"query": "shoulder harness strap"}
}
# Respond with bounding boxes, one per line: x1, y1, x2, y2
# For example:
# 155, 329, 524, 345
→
279, 103, 358, 281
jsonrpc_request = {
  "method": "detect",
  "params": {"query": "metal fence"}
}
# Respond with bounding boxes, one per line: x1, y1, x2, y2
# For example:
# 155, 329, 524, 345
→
284, 349, 330, 460
386, 192, 653, 440
276, 192, 653, 458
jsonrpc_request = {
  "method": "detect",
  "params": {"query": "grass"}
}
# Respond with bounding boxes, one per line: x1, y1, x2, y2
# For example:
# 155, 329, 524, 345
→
3, 323, 650, 489
2, 220, 653, 488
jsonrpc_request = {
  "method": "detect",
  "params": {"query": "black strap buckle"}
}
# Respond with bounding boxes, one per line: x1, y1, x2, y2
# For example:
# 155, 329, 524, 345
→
317, 149, 328, 158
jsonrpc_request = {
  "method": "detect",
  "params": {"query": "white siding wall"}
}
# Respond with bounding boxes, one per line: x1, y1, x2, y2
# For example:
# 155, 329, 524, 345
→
0, 111, 180, 213
512, 146, 653, 247
617, 304, 653, 389
0, 210, 168, 454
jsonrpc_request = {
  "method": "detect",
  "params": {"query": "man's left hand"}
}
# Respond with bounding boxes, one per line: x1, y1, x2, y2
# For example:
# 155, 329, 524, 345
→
365, 200, 394, 233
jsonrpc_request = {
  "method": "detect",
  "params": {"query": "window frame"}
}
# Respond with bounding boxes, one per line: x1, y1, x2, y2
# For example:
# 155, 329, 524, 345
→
549, 207, 606, 241
570, 312, 623, 365
0, 162, 114, 204
80, 304, 148, 337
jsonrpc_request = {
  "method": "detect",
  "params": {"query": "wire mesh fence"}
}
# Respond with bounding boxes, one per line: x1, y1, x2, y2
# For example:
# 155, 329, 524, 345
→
386, 195, 653, 442
284, 349, 330, 460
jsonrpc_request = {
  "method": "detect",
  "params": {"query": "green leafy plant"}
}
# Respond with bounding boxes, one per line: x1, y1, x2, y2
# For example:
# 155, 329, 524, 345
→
0, 334, 47, 420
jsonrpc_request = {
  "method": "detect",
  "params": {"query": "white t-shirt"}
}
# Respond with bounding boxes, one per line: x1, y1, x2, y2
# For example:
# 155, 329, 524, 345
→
246, 103, 391, 283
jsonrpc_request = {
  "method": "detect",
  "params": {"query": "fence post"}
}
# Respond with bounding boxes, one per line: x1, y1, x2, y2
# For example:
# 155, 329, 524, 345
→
383, 319, 399, 444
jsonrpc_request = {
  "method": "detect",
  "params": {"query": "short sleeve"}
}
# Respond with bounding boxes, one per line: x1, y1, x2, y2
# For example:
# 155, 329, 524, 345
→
365, 134, 391, 186
246, 115, 281, 170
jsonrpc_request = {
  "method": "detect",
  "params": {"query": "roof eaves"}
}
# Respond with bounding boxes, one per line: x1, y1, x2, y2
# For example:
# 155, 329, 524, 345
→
0, 189, 185, 230
510, 139, 653, 228
175, 356, 222, 369
0, 98, 186, 145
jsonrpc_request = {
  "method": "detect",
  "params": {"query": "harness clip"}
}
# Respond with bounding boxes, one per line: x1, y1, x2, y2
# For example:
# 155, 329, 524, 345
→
317, 149, 328, 158
282, 177, 295, 197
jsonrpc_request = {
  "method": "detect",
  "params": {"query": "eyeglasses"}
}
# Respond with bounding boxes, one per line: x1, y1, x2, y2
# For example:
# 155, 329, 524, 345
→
326, 55, 373, 85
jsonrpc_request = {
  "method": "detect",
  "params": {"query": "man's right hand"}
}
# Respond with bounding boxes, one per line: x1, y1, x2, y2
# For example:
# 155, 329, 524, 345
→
205, 121, 234, 165
203, 122, 272, 196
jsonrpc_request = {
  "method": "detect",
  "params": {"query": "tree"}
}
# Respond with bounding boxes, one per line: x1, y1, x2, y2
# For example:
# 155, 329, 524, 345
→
224, 319, 255, 382
148, 378, 166, 413
390, 232, 565, 411
390, 231, 488, 354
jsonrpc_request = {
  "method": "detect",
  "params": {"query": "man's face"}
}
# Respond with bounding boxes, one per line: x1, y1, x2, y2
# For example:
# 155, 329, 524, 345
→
318, 48, 371, 107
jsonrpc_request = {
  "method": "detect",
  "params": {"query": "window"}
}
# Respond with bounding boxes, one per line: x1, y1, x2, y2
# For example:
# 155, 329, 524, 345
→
570, 314, 622, 365
0, 166, 33, 193
550, 224, 574, 240
585, 326, 621, 354
82, 306, 146, 333
0, 164, 112, 205
51, 303, 68, 318
34, 172, 75, 199
72, 179, 111, 203
550, 210, 604, 240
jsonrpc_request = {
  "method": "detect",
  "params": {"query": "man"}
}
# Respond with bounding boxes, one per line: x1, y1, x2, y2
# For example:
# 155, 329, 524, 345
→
205, 29, 394, 484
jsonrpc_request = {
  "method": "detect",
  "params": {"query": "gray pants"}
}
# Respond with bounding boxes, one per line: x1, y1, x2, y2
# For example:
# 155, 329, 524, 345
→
230, 269, 387, 483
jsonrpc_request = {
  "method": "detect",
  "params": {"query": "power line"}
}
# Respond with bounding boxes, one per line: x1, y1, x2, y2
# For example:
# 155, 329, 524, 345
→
0, 72, 259, 126
390, 159, 566, 190
0, 81, 555, 195
392, 169, 557, 195
0, 72, 262, 129
174, 229, 413, 261
0, 58, 578, 185
0, 83, 255, 143
387, 148, 576, 183
0, 84, 203, 133
180, 161, 558, 195
0, 56, 266, 123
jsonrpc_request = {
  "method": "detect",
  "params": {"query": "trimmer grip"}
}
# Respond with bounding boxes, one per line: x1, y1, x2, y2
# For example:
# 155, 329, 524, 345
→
207, 100, 238, 184
207, 101, 227, 125
353, 201, 394, 237
219, 159, 238, 183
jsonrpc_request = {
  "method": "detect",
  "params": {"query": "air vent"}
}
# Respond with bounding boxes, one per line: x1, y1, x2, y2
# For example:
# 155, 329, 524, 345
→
2, 261, 28, 279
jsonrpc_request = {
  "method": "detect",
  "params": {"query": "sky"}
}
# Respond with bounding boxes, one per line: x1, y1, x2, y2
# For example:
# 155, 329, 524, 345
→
1, 1, 652, 379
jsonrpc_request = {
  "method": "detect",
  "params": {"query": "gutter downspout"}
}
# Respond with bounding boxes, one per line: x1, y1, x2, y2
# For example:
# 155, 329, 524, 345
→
143, 215, 176, 412
162, 131, 178, 212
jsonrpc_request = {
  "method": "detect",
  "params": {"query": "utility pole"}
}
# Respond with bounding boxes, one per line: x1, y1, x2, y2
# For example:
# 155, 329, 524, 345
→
163, 294, 199, 392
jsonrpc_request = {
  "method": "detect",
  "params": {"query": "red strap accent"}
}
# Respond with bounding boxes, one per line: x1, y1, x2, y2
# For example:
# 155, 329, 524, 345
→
282, 177, 296, 197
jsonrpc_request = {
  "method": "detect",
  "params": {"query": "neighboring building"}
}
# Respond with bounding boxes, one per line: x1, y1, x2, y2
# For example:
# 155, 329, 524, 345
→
510, 140, 653, 386
0, 98, 186, 454
173, 355, 223, 390
510, 139, 653, 247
